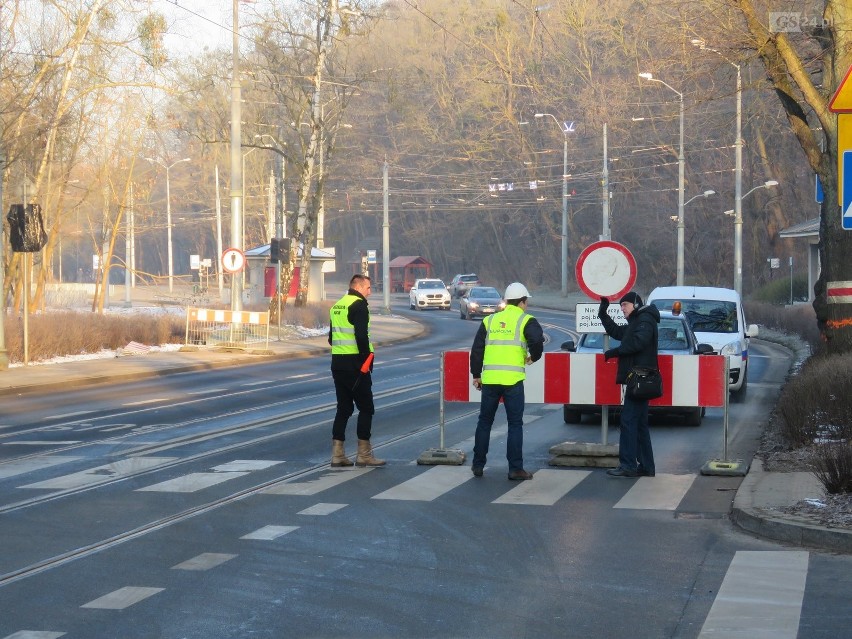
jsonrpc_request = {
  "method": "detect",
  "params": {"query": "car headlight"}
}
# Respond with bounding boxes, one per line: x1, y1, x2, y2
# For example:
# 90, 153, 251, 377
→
498, 302, 506, 310
720, 341, 742, 357
468, 302, 479, 309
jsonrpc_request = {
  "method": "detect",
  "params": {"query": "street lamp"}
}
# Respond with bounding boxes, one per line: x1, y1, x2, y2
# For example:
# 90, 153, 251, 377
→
691, 38, 745, 293
534, 112, 573, 296
723, 180, 778, 290
639, 72, 685, 285
145, 157, 190, 293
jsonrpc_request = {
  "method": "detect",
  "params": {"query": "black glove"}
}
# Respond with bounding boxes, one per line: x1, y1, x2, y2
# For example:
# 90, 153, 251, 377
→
604, 348, 618, 361
598, 297, 610, 316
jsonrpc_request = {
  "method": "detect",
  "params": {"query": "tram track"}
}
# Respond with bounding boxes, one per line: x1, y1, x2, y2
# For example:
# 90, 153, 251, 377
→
0, 406, 479, 589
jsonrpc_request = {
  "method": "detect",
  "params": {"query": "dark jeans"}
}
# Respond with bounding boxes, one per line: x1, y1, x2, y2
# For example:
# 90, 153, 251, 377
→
331, 369, 374, 441
472, 381, 526, 472
619, 393, 655, 473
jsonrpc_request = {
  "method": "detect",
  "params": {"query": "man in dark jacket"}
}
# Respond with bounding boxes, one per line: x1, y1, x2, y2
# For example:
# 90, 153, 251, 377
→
328, 274, 384, 467
598, 291, 660, 477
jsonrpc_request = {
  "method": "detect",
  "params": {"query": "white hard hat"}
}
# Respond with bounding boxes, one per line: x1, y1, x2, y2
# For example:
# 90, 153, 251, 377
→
504, 282, 531, 300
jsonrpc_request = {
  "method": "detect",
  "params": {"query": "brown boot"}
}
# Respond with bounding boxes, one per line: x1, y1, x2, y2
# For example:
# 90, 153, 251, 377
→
355, 439, 386, 467
331, 439, 354, 467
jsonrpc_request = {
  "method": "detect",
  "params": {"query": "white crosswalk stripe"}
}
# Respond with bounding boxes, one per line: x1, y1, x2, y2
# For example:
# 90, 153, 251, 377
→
699, 550, 809, 638
492, 469, 590, 505
80, 586, 163, 610
372, 466, 472, 501
614, 473, 697, 510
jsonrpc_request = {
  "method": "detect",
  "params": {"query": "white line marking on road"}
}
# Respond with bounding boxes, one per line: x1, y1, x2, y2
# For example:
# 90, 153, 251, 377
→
241, 525, 299, 540
264, 468, 373, 495
122, 398, 173, 407
187, 388, 228, 395
43, 411, 91, 420
613, 474, 696, 510
3, 441, 81, 446
298, 503, 347, 516
0, 456, 83, 479
241, 380, 277, 386
372, 466, 472, 502
2, 632, 66, 638
171, 553, 237, 571
493, 469, 590, 505
136, 471, 249, 493
19, 457, 177, 490
211, 460, 283, 472
698, 550, 809, 639
80, 586, 164, 610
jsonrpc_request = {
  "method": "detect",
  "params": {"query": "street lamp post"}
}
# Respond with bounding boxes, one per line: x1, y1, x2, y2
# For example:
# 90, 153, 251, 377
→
146, 157, 190, 293
639, 72, 685, 284
534, 113, 572, 296
723, 179, 778, 289
691, 39, 744, 293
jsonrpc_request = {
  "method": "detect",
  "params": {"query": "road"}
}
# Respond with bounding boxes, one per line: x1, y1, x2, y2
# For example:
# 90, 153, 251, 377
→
0, 302, 849, 638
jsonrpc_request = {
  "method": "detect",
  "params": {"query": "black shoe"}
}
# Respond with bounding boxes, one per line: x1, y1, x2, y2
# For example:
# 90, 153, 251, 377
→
472, 466, 483, 478
606, 467, 639, 478
638, 468, 655, 477
508, 469, 533, 480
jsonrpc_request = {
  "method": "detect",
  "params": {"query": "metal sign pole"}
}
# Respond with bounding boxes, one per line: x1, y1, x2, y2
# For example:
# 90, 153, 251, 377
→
701, 357, 748, 476
417, 351, 465, 465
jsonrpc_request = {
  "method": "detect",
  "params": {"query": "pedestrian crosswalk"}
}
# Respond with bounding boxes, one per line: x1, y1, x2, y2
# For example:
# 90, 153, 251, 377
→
1, 455, 822, 639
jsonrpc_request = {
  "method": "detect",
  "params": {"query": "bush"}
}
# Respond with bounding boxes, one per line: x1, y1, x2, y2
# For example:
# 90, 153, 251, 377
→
811, 441, 852, 495
745, 300, 821, 352
4, 311, 185, 364
751, 273, 810, 304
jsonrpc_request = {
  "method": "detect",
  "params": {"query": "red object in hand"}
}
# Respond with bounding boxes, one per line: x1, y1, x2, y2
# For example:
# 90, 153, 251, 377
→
360, 352, 374, 373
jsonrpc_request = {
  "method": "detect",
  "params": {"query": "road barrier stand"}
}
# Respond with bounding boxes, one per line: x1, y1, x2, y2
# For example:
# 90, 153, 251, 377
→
185, 307, 270, 350
417, 352, 467, 466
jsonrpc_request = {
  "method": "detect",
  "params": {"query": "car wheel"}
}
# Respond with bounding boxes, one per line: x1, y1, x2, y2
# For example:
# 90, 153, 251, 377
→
731, 367, 748, 403
563, 406, 582, 424
685, 407, 702, 427
410, 300, 415, 310
459, 307, 465, 319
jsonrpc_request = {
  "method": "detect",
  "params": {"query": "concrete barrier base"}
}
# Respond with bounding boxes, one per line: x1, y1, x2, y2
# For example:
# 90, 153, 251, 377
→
548, 441, 619, 468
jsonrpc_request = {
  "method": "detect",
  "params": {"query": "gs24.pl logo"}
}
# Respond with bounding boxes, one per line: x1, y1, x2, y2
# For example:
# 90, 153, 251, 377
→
769, 11, 831, 33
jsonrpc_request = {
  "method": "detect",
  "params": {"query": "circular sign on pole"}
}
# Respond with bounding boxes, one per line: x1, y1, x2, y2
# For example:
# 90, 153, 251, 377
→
221, 247, 246, 274
575, 240, 637, 301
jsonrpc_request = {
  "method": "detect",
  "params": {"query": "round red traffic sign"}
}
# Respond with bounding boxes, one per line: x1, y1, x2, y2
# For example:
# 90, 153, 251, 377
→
221, 247, 246, 274
575, 240, 637, 300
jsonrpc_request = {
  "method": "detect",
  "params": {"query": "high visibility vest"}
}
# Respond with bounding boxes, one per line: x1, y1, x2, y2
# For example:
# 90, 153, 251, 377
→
481, 304, 532, 385
329, 294, 372, 355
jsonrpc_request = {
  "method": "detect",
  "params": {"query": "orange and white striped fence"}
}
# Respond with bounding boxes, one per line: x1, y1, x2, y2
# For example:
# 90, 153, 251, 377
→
442, 351, 727, 408
185, 308, 270, 350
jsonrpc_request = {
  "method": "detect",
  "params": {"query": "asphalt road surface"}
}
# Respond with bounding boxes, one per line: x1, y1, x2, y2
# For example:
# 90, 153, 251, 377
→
0, 303, 849, 638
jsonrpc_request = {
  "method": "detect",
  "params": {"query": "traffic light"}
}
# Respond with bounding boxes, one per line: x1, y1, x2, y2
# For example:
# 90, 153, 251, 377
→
269, 237, 290, 262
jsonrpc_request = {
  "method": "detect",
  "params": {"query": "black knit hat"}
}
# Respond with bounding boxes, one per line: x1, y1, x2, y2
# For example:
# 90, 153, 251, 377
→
619, 291, 643, 307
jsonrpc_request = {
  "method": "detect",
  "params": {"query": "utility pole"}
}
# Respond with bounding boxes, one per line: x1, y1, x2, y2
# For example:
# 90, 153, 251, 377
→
602, 123, 611, 240
382, 159, 390, 312
229, 0, 243, 312
0, 148, 7, 370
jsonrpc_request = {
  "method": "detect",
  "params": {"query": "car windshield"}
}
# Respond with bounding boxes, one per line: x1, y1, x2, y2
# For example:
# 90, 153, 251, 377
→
420, 281, 444, 289
652, 299, 738, 334
579, 318, 690, 351
470, 288, 499, 298
461, 275, 478, 283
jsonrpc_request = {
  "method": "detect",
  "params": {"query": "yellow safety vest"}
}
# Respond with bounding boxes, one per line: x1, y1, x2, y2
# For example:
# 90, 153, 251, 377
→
329, 294, 373, 355
481, 304, 532, 385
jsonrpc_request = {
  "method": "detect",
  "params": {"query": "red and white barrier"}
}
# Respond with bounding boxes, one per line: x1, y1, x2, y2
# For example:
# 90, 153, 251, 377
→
442, 351, 726, 408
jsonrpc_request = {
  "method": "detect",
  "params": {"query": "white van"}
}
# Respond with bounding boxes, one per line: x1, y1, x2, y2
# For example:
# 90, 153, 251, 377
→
646, 286, 758, 399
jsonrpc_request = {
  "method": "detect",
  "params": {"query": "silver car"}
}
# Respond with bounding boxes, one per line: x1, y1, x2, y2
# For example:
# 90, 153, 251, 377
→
560, 311, 714, 426
458, 286, 506, 320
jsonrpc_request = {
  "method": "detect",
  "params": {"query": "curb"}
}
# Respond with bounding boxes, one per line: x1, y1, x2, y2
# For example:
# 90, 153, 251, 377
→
731, 459, 852, 553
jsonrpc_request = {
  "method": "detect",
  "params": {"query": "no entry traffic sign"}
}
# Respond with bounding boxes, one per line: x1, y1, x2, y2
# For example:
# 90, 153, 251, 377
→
575, 240, 637, 300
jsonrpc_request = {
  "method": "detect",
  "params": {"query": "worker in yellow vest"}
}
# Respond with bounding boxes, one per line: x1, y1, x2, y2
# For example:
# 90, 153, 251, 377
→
469, 282, 544, 480
328, 274, 384, 467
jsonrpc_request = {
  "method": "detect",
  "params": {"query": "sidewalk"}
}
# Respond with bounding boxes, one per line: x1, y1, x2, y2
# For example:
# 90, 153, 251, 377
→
1, 289, 848, 553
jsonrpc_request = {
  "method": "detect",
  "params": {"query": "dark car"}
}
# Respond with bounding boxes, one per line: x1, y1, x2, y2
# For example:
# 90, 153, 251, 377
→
458, 286, 506, 320
559, 311, 714, 426
449, 273, 482, 298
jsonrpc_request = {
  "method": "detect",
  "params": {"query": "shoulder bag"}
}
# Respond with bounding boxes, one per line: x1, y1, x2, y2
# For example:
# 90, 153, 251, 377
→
626, 366, 663, 400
